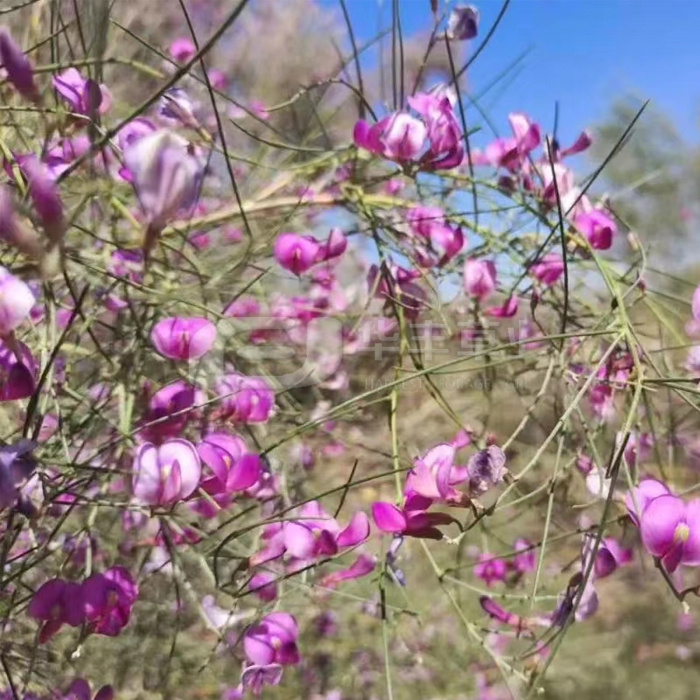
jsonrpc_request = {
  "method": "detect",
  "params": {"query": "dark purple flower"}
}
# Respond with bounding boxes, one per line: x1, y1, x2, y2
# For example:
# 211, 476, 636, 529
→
0, 30, 37, 101
0, 438, 36, 509
28, 578, 85, 642
82, 566, 138, 636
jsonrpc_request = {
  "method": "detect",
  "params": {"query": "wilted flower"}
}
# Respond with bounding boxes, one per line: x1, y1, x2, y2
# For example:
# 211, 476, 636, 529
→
446, 5, 479, 40
132, 439, 202, 505
0, 438, 36, 509
150, 316, 216, 360
466, 446, 506, 495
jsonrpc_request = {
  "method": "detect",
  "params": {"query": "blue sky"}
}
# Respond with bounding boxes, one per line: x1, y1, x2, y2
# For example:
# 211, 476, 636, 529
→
321, 0, 700, 145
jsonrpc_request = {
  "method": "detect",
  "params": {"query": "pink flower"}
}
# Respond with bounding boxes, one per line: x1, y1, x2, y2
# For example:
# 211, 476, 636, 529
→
243, 611, 300, 666
371, 495, 455, 540
367, 263, 426, 320
354, 88, 464, 170
169, 37, 196, 62
0, 267, 34, 335
484, 296, 518, 318
320, 553, 376, 587
406, 206, 464, 267
22, 157, 64, 241
197, 432, 261, 493
573, 208, 616, 250
150, 316, 216, 360
354, 112, 426, 163
0, 30, 37, 101
639, 495, 700, 572
463, 258, 497, 300
512, 538, 536, 573
273, 232, 322, 274
405, 442, 470, 506
214, 372, 274, 423
531, 253, 564, 285
139, 380, 204, 442
474, 553, 508, 586
625, 478, 670, 526
248, 572, 278, 602
250, 502, 370, 568
132, 439, 202, 505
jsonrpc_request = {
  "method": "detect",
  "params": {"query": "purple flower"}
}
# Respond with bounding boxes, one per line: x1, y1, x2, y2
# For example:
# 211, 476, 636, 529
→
28, 579, 85, 642
447, 5, 479, 40
0, 30, 37, 101
132, 439, 202, 505
139, 381, 204, 442
0, 338, 37, 401
0, 438, 36, 509
582, 532, 632, 579
63, 679, 113, 700
466, 446, 506, 495
0, 267, 34, 335
248, 572, 278, 602
123, 130, 202, 229
214, 372, 274, 423
573, 208, 616, 250
150, 316, 216, 360
243, 611, 300, 666
639, 494, 700, 572
52, 68, 112, 116
531, 253, 564, 285
82, 566, 138, 636
463, 258, 497, 301
240, 664, 283, 696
